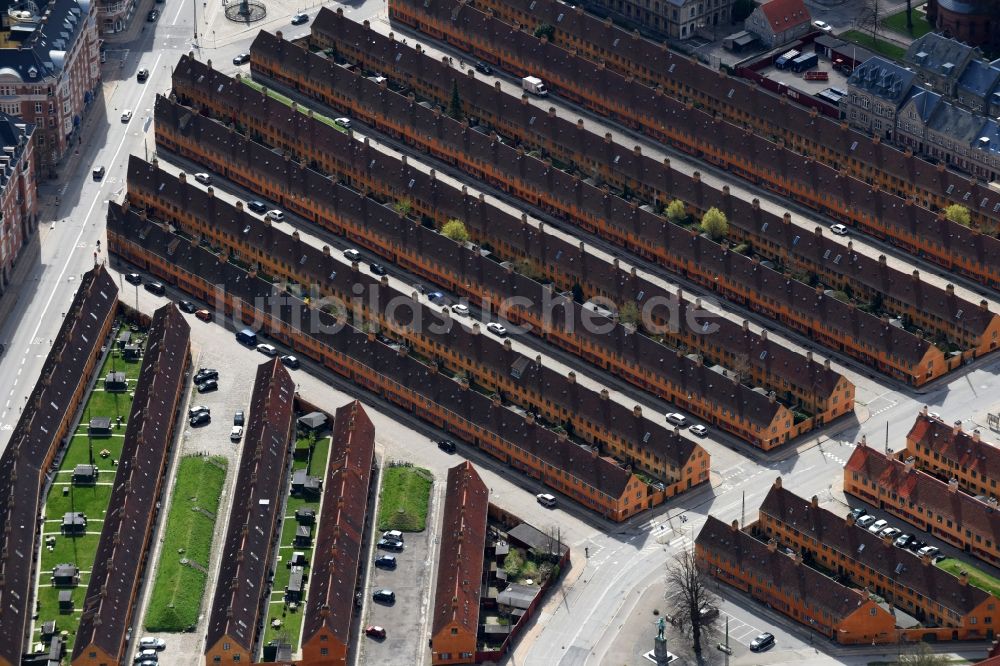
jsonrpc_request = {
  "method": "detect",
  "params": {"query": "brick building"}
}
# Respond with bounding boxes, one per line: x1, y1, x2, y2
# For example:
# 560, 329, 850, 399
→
743, 0, 811, 47
926, 0, 1000, 52
0, 112, 36, 294
904, 409, 1000, 498
0, 0, 100, 174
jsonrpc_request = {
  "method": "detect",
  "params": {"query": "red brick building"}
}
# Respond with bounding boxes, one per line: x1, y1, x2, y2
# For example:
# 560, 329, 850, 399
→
926, 0, 1000, 52
0, 112, 36, 295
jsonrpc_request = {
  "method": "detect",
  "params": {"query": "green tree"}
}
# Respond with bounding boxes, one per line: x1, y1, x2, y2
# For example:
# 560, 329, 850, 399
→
699, 207, 729, 240
945, 204, 971, 227
393, 198, 412, 216
534, 23, 555, 40
619, 301, 640, 327
665, 199, 687, 222
448, 80, 464, 120
441, 218, 470, 243
503, 549, 524, 578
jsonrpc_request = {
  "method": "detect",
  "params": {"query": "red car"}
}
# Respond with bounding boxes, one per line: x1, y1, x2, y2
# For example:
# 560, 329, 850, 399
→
365, 626, 386, 639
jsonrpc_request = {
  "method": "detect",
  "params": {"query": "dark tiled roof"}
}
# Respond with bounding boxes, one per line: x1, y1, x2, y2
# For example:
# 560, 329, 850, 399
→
204, 359, 296, 653
0, 112, 33, 193
697, 515, 873, 622
386, 0, 1000, 250
302, 401, 376, 647
308, 12, 996, 344
0, 265, 118, 666
907, 413, 1000, 482
72, 304, 191, 662
432, 462, 488, 637
846, 445, 1000, 552
759, 483, 992, 615
848, 57, 918, 105
107, 203, 637, 502
233, 37, 938, 368
0, 0, 91, 83
127, 155, 711, 462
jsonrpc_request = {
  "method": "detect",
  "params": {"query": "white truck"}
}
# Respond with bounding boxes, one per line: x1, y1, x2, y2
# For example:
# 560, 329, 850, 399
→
522, 76, 549, 96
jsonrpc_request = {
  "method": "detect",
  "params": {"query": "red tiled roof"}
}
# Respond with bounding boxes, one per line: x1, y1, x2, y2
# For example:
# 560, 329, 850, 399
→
758, 0, 811, 30
432, 462, 489, 638
302, 401, 376, 647
847, 446, 1000, 550
907, 413, 1000, 482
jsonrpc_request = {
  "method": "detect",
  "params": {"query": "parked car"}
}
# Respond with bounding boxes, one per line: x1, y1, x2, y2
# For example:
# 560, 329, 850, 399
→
907, 539, 926, 552
917, 545, 940, 559
830, 223, 849, 236
450, 304, 470, 316
372, 589, 395, 603
812, 19, 833, 32
894, 534, 914, 548
383, 530, 404, 541
92, 166, 106, 180
474, 61, 493, 75
365, 625, 387, 639
368, 262, 387, 276
343, 248, 361, 261
486, 322, 508, 337
849, 507, 867, 520
144, 281, 165, 296
147, 8, 159, 20
856, 514, 877, 528
246, 199, 267, 213
377, 538, 404, 551
134, 649, 158, 663
880, 527, 901, 539
749, 632, 775, 652
194, 368, 219, 383
189, 411, 211, 427
438, 439, 457, 453
230, 426, 244, 441
665, 413, 688, 428
197, 378, 218, 393
195, 309, 212, 322
291, 11, 309, 24
536, 493, 557, 508
699, 606, 720, 622
121, 109, 133, 122
374, 555, 397, 569
426, 291, 445, 304
234, 410, 245, 426
233, 52, 250, 65
266, 209, 284, 222
867, 519, 888, 534
334, 117, 351, 129
125, 272, 142, 285
189, 405, 210, 418
280, 354, 300, 368
256, 343, 277, 356
194, 172, 212, 185
689, 424, 708, 437
177, 300, 197, 313
136, 68, 149, 83
138, 637, 166, 650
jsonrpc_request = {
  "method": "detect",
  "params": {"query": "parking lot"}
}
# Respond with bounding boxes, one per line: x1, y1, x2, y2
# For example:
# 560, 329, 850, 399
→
359, 486, 441, 666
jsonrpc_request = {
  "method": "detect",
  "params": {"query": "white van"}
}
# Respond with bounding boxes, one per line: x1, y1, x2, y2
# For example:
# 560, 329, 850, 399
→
536, 493, 557, 507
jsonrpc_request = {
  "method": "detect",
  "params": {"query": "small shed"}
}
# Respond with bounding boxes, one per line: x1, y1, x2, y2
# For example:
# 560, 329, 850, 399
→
72, 464, 98, 486
47, 634, 63, 664
88, 417, 112, 437
286, 568, 304, 602
288, 551, 308, 568
57, 590, 73, 611
51, 563, 80, 587
40, 621, 58, 642
723, 30, 758, 52
103, 371, 127, 392
296, 411, 328, 434
123, 344, 141, 361
291, 469, 322, 497
61, 512, 87, 535
294, 508, 316, 525
294, 524, 312, 548
116, 330, 131, 350
497, 583, 538, 611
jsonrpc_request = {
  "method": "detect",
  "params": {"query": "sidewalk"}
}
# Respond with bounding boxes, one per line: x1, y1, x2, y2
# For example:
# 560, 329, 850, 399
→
101, 0, 157, 46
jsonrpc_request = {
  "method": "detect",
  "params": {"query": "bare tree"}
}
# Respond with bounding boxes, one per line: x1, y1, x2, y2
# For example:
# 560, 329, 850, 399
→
665, 549, 719, 661
897, 642, 951, 665
855, 0, 882, 44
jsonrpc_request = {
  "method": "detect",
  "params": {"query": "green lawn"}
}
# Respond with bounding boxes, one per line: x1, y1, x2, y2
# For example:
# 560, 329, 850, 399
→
378, 466, 433, 532
882, 8, 932, 38
33, 323, 147, 649
145, 456, 228, 632
840, 30, 907, 61
261, 436, 332, 649
241, 78, 347, 133
936, 558, 1000, 598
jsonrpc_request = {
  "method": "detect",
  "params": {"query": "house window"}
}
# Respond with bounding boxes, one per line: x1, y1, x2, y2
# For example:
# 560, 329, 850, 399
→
320, 648, 329, 656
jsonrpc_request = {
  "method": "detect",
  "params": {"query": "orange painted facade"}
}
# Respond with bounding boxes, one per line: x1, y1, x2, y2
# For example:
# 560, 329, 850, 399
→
905, 411, 1000, 499
385, 0, 1000, 288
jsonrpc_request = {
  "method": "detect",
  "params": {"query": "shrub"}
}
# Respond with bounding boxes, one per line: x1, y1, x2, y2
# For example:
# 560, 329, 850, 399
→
441, 218, 470, 243
700, 207, 729, 240
945, 204, 971, 227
